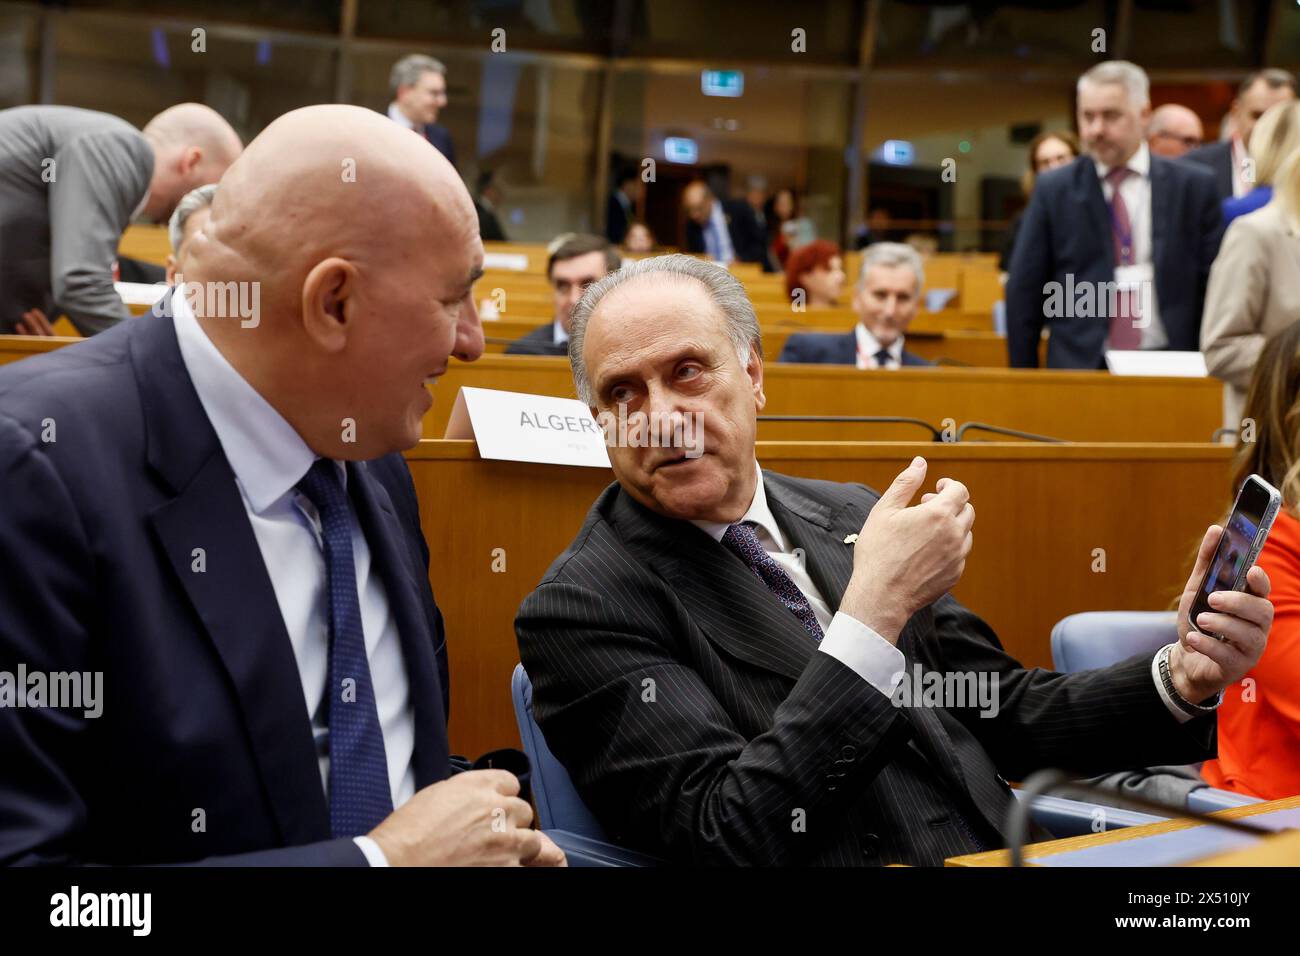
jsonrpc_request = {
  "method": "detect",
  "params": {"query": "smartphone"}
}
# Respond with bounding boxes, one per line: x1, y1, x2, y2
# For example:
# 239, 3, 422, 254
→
1189, 474, 1282, 641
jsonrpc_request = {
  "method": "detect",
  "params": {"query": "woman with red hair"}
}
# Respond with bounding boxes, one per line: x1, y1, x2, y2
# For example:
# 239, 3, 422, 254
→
784, 239, 846, 310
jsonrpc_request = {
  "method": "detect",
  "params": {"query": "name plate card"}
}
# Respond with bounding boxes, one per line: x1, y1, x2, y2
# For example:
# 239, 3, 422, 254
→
444, 386, 611, 469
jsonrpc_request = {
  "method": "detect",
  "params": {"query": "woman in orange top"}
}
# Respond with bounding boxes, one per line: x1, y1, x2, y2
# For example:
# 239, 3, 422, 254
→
1201, 320, 1300, 799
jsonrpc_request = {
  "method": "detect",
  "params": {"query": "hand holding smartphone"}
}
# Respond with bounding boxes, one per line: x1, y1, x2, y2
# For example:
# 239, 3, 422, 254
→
1189, 474, 1281, 642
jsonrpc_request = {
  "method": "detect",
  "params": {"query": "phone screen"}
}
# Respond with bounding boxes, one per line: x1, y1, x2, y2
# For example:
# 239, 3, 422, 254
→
1190, 477, 1278, 628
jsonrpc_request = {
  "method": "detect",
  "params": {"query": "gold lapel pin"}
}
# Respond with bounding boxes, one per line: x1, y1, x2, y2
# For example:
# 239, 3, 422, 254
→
843, 534, 859, 545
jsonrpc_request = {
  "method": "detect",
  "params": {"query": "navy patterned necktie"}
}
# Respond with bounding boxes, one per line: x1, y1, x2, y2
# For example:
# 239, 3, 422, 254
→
296, 458, 394, 838
874, 348, 893, 368
721, 521, 824, 643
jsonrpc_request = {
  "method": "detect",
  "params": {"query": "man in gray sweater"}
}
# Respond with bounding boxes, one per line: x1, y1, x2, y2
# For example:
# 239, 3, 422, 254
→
0, 104, 242, 335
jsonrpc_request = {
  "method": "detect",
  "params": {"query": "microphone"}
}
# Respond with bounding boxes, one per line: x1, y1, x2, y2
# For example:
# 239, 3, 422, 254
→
1006, 768, 1283, 867
955, 421, 1065, 443
757, 414, 943, 442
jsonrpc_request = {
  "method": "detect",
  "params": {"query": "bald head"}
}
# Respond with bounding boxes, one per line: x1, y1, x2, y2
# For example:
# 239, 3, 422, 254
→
183, 104, 484, 460
140, 103, 242, 222
1147, 104, 1204, 158
683, 181, 715, 225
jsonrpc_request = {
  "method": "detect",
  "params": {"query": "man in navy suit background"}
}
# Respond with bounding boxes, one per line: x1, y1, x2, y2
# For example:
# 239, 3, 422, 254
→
0, 105, 564, 867
778, 242, 933, 369
683, 180, 771, 271
387, 54, 456, 168
1006, 60, 1222, 369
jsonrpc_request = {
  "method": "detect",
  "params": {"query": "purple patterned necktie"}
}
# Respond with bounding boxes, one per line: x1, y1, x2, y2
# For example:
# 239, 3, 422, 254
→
1105, 166, 1142, 350
721, 521, 824, 643
296, 458, 394, 838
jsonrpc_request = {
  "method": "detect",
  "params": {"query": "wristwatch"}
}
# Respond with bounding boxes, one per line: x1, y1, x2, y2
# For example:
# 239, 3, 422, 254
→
1157, 643, 1223, 717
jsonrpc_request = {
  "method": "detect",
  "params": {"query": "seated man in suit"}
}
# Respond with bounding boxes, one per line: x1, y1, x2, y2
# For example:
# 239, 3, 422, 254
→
515, 253, 1271, 866
505, 233, 621, 356
0, 105, 563, 867
682, 180, 771, 272
778, 242, 932, 368
1006, 60, 1222, 369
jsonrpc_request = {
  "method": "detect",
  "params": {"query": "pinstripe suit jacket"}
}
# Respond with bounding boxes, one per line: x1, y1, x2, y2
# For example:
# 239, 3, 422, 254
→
515, 470, 1216, 866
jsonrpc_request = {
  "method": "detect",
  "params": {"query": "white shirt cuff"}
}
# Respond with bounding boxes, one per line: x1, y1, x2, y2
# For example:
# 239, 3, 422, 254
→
353, 835, 390, 867
819, 611, 907, 699
1150, 646, 1194, 724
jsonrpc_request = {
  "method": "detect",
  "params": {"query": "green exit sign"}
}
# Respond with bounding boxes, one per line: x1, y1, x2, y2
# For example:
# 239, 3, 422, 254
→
701, 70, 744, 98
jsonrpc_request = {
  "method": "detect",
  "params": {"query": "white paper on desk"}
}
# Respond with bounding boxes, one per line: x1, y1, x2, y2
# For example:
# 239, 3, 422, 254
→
444, 386, 611, 468
1105, 350, 1207, 377
114, 281, 168, 306
482, 252, 529, 272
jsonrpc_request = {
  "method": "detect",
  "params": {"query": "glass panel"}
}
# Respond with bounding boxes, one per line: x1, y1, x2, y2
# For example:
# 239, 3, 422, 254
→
51, 10, 339, 139
355, 0, 616, 54
0, 7, 42, 108
1129, 0, 1267, 69
348, 45, 604, 241
63, 0, 340, 36
610, 65, 854, 252
874, 0, 1108, 68
624, 0, 862, 65
1265, 0, 1300, 68
861, 72, 1077, 252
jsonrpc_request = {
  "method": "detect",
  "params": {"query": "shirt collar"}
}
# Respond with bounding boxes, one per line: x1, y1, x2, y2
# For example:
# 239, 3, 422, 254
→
171, 290, 318, 514
1094, 141, 1150, 181
552, 318, 570, 346
855, 322, 904, 362
690, 461, 787, 551
387, 102, 418, 131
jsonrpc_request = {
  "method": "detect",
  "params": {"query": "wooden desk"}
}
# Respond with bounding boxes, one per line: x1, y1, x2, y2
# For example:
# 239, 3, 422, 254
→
946, 795, 1300, 867
406, 440, 1231, 757
481, 321, 1035, 368
423, 355, 1224, 444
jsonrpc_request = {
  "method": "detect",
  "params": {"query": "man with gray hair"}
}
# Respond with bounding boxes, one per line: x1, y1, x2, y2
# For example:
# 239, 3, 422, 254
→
165, 183, 218, 286
0, 103, 241, 335
777, 242, 932, 368
1007, 60, 1222, 368
514, 252, 1271, 865
386, 53, 455, 166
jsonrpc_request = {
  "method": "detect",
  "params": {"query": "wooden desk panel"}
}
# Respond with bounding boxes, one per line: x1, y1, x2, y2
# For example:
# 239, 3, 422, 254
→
406, 440, 1231, 757
422, 355, 1223, 444
946, 795, 1300, 867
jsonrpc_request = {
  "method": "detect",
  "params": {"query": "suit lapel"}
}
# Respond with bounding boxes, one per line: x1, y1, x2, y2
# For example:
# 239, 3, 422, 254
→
837, 332, 857, 366
1148, 156, 1172, 279
765, 473, 976, 802
347, 460, 450, 787
133, 312, 329, 845
1076, 158, 1115, 271
611, 490, 814, 682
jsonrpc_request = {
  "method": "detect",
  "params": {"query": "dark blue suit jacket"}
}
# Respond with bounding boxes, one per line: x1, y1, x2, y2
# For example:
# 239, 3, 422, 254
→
685, 198, 771, 271
423, 123, 456, 168
777, 331, 931, 367
1005, 153, 1222, 369
0, 313, 452, 865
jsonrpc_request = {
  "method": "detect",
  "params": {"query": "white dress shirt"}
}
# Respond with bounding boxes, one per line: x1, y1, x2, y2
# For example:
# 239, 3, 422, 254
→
552, 318, 569, 347
172, 292, 414, 865
694, 462, 1199, 723
1230, 136, 1248, 199
386, 102, 417, 131
854, 323, 905, 369
1094, 142, 1167, 350
703, 199, 737, 264
691, 462, 905, 698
